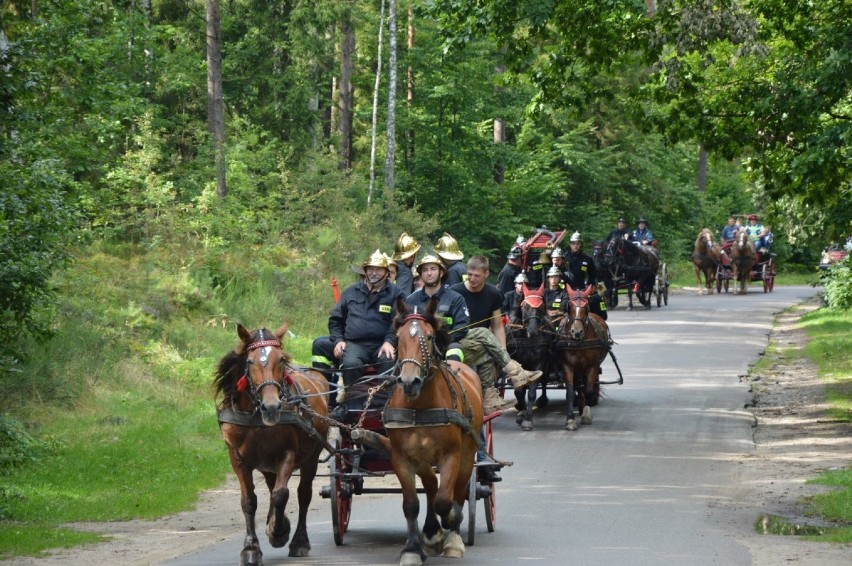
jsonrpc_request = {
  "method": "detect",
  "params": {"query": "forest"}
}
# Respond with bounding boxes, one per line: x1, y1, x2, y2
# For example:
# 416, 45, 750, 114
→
0, 0, 850, 554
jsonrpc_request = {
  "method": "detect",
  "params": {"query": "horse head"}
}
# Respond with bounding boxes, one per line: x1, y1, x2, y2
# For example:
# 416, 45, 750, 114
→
520, 283, 546, 337
733, 229, 754, 256
697, 229, 714, 254
564, 284, 594, 341
236, 322, 292, 426
393, 296, 444, 399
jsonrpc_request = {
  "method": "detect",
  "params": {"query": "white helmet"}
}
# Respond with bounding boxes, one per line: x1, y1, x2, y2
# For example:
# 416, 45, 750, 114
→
514, 273, 528, 284
551, 247, 564, 259
546, 266, 562, 277
569, 231, 582, 243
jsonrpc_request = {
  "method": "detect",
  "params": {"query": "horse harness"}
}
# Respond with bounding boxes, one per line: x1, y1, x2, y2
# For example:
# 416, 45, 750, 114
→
383, 314, 479, 446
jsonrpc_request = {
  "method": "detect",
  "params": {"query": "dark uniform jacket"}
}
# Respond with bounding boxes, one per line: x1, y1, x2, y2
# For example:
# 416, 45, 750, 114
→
544, 288, 568, 312
405, 286, 470, 340
395, 260, 415, 296
606, 228, 628, 243
329, 281, 406, 347
496, 262, 522, 296
443, 261, 468, 288
503, 290, 523, 318
564, 251, 597, 289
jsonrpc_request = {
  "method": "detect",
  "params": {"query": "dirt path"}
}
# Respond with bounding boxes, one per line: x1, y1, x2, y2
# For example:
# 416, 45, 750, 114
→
9, 299, 851, 565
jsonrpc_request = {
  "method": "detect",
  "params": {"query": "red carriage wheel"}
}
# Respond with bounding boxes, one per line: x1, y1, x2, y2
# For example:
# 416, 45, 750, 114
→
467, 466, 478, 545
484, 418, 496, 533
329, 439, 351, 545
762, 263, 769, 293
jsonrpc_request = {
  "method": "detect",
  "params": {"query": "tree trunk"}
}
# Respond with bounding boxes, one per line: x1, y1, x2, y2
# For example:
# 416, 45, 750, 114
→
646, 0, 656, 17
493, 52, 506, 185
406, 5, 415, 165
697, 144, 708, 193
383, 0, 398, 194
206, 0, 226, 199
338, 15, 355, 171
367, 0, 386, 208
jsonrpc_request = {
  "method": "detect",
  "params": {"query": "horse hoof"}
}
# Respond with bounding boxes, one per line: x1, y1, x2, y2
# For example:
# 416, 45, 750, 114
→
581, 406, 593, 425
521, 420, 533, 431
422, 529, 445, 556
565, 418, 578, 431
288, 545, 310, 558
240, 548, 263, 566
400, 552, 424, 566
443, 531, 465, 558
515, 413, 524, 425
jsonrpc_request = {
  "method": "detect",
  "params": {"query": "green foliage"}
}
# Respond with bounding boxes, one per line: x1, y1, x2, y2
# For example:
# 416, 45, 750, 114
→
820, 256, 852, 310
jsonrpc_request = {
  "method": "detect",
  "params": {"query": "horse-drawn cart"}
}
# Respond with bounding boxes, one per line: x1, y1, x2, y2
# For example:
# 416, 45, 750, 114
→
750, 252, 776, 292
320, 371, 505, 547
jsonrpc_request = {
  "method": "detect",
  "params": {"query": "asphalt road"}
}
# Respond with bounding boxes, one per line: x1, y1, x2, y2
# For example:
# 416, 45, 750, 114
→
166, 285, 818, 566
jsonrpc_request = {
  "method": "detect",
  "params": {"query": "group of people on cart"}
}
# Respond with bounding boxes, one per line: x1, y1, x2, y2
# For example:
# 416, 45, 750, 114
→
720, 214, 774, 263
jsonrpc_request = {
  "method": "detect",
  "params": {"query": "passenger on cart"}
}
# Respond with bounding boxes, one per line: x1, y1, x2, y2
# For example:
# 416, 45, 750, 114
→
502, 273, 527, 323
605, 217, 629, 243
391, 232, 420, 295
496, 246, 524, 295
544, 267, 568, 317
563, 232, 607, 320
525, 248, 550, 289
449, 256, 543, 413
630, 217, 655, 246
550, 248, 568, 288
325, 250, 406, 421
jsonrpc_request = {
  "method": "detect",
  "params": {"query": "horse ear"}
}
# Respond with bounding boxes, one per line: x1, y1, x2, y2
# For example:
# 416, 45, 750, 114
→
522, 283, 530, 296
396, 295, 409, 317
274, 321, 289, 340
566, 283, 576, 294
537, 283, 545, 295
237, 323, 251, 344
583, 284, 594, 296
426, 296, 439, 317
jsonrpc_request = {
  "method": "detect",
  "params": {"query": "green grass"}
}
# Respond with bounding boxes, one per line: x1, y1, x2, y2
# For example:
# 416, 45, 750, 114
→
0, 523, 105, 559
666, 260, 819, 289
798, 307, 852, 541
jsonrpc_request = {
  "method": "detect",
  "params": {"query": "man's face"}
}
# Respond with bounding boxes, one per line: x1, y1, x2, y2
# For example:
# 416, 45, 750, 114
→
466, 267, 488, 291
638, 222, 646, 230
728, 218, 735, 226
618, 221, 625, 230
548, 275, 561, 289
365, 266, 388, 286
553, 257, 565, 267
514, 282, 524, 295
570, 241, 582, 253
420, 263, 443, 288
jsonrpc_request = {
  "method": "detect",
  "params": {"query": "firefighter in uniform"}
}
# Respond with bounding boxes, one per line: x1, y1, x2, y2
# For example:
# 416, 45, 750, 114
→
564, 232, 607, 320
391, 232, 420, 295
544, 266, 568, 317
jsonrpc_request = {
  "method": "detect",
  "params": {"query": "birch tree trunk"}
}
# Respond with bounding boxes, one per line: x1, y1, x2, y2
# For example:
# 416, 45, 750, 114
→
206, 0, 227, 199
383, 0, 397, 194
367, 0, 386, 208
338, 15, 355, 171
406, 5, 415, 165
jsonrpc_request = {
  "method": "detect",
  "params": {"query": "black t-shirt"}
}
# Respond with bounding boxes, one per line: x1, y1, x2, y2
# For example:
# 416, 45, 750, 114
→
450, 282, 503, 329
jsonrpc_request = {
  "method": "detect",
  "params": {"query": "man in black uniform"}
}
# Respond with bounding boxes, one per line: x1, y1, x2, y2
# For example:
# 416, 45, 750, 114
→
606, 218, 629, 244
327, 250, 406, 419
502, 272, 527, 322
544, 266, 568, 317
563, 232, 607, 320
435, 233, 467, 287
496, 247, 523, 296
391, 232, 420, 295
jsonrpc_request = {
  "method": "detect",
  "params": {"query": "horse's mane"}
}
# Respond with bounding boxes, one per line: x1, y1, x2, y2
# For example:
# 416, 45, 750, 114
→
394, 307, 451, 359
212, 328, 292, 401
695, 228, 714, 248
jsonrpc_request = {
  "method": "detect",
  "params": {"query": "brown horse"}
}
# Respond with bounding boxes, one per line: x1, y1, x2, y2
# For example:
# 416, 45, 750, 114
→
384, 296, 484, 566
555, 284, 611, 431
214, 323, 329, 566
692, 228, 721, 295
730, 229, 756, 294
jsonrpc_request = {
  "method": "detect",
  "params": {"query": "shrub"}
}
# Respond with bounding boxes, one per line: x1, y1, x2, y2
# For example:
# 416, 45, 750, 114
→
821, 256, 852, 310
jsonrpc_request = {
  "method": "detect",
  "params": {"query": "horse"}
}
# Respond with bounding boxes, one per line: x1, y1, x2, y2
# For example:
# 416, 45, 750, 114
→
554, 284, 611, 431
592, 240, 616, 308
506, 283, 554, 431
602, 237, 659, 309
214, 323, 329, 566
383, 296, 484, 566
692, 228, 721, 295
729, 229, 756, 294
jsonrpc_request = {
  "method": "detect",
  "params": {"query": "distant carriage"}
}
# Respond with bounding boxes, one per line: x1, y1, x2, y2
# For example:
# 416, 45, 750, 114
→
598, 236, 668, 309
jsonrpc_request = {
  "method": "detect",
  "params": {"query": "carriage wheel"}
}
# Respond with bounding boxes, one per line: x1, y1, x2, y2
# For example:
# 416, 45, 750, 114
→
655, 273, 662, 307
329, 439, 351, 546
467, 466, 478, 546
768, 259, 776, 292
762, 263, 769, 293
662, 264, 669, 305
724, 274, 730, 293
484, 419, 496, 533
715, 268, 722, 294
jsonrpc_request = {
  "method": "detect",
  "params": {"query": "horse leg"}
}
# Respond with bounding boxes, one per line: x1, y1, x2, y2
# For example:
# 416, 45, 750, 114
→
694, 263, 704, 295
266, 453, 294, 549
288, 449, 320, 557
563, 366, 578, 431
394, 460, 426, 566
521, 381, 535, 430
418, 465, 445, 557
581, 366, 599, 425
234, 464, 262, 566
435, 455, 466, 558
514, 385, 527, 425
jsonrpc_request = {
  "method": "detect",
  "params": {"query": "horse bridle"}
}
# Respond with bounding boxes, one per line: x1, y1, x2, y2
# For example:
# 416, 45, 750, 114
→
561, 292, 591, 337
242, 333, 289, 407
395, 314, 435, 383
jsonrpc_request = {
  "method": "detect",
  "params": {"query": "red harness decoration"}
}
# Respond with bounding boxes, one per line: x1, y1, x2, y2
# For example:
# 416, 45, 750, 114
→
247, 339, 281, 351
236, 375, 248, 392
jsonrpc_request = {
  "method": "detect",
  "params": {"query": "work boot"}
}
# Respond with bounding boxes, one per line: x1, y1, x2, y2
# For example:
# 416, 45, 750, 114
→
503, 360, 542, 389
483, 388, 515, 414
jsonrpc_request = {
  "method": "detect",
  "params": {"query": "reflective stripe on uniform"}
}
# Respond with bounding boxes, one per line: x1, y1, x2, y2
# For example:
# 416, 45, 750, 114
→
446, 348, 464, 362
312, 355, 333, 366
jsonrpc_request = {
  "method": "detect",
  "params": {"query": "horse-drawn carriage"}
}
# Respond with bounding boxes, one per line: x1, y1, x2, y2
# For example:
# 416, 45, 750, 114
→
504, 228, 624, 432
594, 237, 668, 309
710, 224, 776, 294
320, 367, 504, 548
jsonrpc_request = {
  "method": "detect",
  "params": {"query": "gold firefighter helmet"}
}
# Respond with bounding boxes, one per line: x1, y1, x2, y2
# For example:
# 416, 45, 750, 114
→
392, 232, 421, 261
434, 233, 464, 261
362, 249, 389, 269
415, 254, 445, 275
